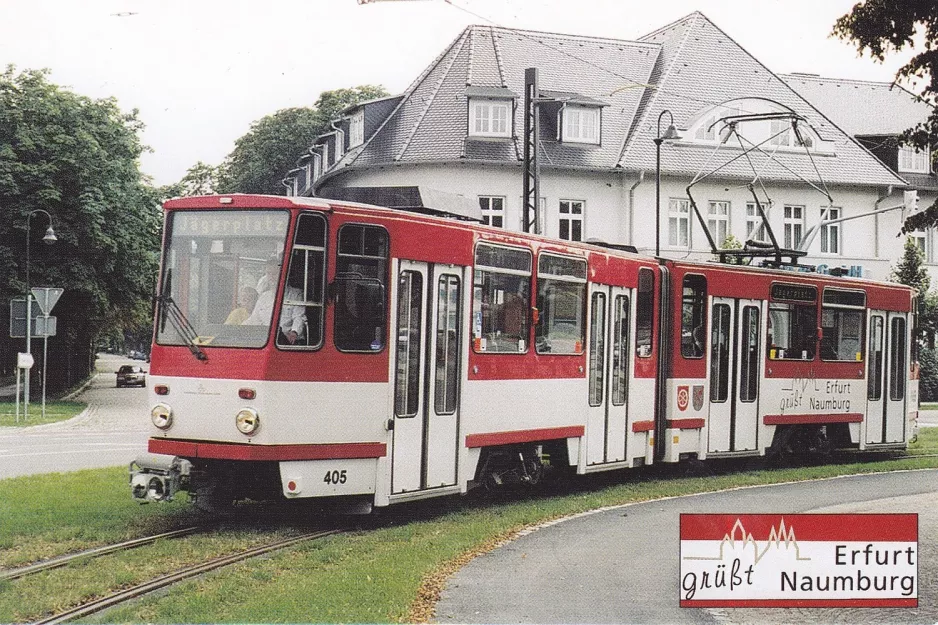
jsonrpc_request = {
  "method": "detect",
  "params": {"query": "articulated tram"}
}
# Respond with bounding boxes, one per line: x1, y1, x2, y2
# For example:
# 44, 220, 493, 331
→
130, 194, 918, 511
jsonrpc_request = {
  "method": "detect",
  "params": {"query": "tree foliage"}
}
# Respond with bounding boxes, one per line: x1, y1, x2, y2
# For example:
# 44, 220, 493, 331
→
833, 2, 938, 232
215, 85, 389, 195
0, 66, 161, 387
891, 236, 931, 293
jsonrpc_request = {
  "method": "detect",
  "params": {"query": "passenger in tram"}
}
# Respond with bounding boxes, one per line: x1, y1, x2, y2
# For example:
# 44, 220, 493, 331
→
244, 256, 307, 344
224, 286, 258, 325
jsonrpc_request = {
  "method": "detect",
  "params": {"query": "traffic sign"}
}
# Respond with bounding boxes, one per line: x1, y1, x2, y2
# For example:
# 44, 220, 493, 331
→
9, 298, 40, 338
34, 316, 56, 337
31, 287, 63, 316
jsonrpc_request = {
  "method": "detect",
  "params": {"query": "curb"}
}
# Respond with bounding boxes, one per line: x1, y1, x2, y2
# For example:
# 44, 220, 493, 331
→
60, 374, 98, 401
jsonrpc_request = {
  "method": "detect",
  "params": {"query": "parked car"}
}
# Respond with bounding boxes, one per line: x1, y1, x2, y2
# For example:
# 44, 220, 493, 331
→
116, 365, 146, 388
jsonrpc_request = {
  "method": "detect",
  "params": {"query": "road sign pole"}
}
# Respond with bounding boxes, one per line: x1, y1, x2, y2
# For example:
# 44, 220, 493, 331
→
42, 333, 48, 420
15, 367, 20, 425
24, 295, 31, 421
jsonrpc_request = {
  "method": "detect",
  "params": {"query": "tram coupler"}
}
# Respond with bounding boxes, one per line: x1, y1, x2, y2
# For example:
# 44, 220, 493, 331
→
130, 453, 191, 503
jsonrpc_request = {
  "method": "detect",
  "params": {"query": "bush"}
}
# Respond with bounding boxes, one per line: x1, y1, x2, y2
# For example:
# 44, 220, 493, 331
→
919, 346, 938, 402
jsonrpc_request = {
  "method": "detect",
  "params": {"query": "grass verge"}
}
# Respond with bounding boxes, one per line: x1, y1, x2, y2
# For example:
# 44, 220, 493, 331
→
0, 434, 935, 623
0, 400, 87, 427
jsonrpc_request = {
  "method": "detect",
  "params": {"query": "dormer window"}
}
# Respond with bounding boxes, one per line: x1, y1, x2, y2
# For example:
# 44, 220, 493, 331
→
688, 99, 830, 153
562, 105, 600, 144
349, 109, 365, 148
466, 86, 516, 139
899, 144, 930, 174
470, 99, 511, 137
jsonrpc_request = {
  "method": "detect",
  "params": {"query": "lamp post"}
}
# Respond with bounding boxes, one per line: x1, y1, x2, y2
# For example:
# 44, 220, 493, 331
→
654, 110, 682, 257
24, 209, 57, 419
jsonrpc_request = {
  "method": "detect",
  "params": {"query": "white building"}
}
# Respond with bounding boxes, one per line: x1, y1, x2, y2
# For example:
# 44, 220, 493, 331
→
287, 12, 929, 282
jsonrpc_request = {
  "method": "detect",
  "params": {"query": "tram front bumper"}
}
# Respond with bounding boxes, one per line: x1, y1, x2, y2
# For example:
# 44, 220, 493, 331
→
130, 453, 191, 502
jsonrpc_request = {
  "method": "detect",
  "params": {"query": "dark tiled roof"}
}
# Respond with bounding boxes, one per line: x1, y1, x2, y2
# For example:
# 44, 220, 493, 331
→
780, 74, 932, 136
324, 14, 905, 190
621, 12, 905, 187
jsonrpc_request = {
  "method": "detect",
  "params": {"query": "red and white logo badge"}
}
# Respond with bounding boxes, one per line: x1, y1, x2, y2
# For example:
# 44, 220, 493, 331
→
679, 514, 918, 608
677, 386, 689, 411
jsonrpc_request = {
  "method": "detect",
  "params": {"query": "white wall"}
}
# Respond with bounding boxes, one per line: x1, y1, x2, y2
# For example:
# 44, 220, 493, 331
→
323, 163, 929, 284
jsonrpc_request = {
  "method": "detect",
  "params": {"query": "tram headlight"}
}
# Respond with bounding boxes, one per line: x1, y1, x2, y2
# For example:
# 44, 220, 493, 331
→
150, 403, 173, 430
236, 408, 260, 435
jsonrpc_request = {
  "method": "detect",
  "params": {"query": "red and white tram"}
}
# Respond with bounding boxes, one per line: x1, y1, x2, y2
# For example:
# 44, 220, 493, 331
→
130, 194, 919, 510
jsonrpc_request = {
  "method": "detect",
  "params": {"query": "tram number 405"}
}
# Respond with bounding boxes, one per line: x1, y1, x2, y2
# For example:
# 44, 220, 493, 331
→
323, 470, 348, 485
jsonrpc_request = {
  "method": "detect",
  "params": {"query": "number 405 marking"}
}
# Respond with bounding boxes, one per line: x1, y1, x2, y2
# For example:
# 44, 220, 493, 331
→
323, 470, 347, 485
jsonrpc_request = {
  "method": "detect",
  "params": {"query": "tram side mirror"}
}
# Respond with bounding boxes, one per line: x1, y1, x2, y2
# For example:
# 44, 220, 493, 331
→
531, 307, 540, 324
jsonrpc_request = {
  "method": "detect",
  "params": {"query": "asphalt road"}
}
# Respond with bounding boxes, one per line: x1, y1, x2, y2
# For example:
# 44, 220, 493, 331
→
0, 354, 151, 479
437, 470, 938, 625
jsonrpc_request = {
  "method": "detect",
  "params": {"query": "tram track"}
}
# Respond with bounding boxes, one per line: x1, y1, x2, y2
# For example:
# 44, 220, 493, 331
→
0, 527, 203, 582
31, 528, 343, 625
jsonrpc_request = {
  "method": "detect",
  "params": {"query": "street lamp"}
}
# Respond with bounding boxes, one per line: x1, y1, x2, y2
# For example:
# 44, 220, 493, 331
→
24, 209, 56, 419
654, 110, 682, 257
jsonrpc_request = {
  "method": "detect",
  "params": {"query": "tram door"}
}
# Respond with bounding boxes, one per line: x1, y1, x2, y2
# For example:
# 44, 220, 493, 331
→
866, 311, 907, 444
708, 298, 760, 454
391, 261, 464, 494
587, 285, 631, 465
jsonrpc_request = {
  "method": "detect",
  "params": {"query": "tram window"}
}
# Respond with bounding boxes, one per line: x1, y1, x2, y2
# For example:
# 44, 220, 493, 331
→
681, 275, 707, 358
279, 213, 327, 349
611, 295, 630, 406
710, 303, 731, 403
434, 275, 461, 415
767, 302, 816, 360
636, 268, 654, 358
535, 254, 587, 354
472, 243, 532, 353
890, 317, 907, 401
820, 288, 865, 362
334, 224, 389, 352
589, 292, 607, 407
868, 316, 884, 401
739, 306, 759, 403
394, 271, 423, 417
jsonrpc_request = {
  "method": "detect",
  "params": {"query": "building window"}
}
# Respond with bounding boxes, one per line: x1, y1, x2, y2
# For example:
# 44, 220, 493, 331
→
783, 205, 804, 249
708, 201, 730, 245
820, 207, 841, 254
669, 198, 691, 248
479, 196, 505, 228
911, 230, 929, 262
470, 99, 511, 138
562, 105, 600, 144
899, 144, 930, 174
746, 202, 767, 240
559, 200, 584, 241
349, 109, 365, 148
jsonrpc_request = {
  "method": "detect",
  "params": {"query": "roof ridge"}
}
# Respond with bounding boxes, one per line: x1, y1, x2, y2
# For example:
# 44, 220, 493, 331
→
397, 29, 470, 161
618, 13, 700, 165
780, 73, 898, 88
480, 23, 657, 49
638, 10, 704, 42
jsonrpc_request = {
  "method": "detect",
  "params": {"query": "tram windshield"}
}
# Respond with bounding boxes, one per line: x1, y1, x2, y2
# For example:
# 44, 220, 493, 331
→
156, 210, 290, 349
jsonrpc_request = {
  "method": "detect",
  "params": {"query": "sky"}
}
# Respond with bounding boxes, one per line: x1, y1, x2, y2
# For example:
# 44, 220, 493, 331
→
0, 0, 917, 187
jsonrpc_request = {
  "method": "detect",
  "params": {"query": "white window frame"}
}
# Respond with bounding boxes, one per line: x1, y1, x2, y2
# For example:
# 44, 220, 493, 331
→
783, 204, 804, 249
321, 141, 330, 168
911, 229, 930, 262
562, 105, 600, 144
898, 144, 930, 174
479, 196, 506, 228
470, 98, 511, 138
819, 207, 842, 255
559, 199, 585, 241
707, 200, 730, 246
745, 202, 767, 240
349, 109, 365, 148
668, 198, 691, 248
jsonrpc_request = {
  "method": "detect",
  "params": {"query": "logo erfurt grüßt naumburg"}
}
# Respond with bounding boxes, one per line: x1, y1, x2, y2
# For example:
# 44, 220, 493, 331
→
679, 514, 918, 608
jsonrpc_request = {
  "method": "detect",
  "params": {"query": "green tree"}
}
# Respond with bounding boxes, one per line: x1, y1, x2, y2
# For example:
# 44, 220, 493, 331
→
891, 236, 930, 294
216, 85, 389, 195
0, 66, 161, 389
177, 161, 219, 197
833, 2, 938, 232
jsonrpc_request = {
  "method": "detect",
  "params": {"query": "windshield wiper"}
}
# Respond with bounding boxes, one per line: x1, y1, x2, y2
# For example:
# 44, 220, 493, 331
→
156, 271, 207, 361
